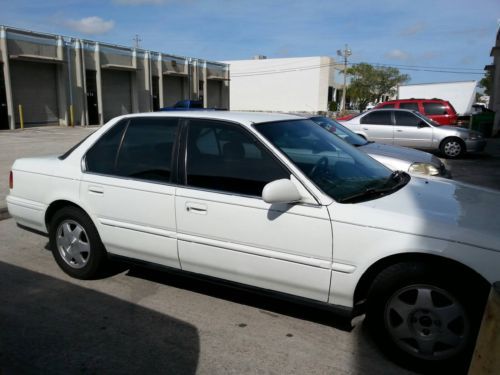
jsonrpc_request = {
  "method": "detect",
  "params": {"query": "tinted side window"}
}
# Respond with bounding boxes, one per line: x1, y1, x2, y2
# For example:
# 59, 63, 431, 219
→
186, 120, 289, 196
395, 112, 421, 126
423, 102, 447, 115
115, 118, 179, 182
360, 111, 392, 125
86, 121, 128, 174
399, 102, 419, 111
380, 103, 395, 108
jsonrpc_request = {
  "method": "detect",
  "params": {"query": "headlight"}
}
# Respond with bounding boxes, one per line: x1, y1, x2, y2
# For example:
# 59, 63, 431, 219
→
408, 163, 440, 176
468, 132, 483, 140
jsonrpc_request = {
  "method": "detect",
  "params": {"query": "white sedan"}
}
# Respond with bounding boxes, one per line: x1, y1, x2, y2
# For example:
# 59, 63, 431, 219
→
7, 111, 500, 372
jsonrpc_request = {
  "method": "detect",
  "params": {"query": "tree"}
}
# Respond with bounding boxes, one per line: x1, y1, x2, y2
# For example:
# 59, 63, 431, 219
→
346, 63, 410, 111
479, 71, 492, 96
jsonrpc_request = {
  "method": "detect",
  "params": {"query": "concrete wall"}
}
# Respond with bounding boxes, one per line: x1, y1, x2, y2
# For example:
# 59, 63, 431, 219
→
0, 25, 230, 129
224, 56, 337, 113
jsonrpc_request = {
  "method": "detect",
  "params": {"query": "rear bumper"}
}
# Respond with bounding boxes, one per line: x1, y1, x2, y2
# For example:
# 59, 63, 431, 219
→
6, 195, 48, 233
465, 139, 487, 153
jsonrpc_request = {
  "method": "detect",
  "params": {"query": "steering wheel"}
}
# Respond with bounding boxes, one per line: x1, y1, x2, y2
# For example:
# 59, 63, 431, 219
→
309, 156, 329, 178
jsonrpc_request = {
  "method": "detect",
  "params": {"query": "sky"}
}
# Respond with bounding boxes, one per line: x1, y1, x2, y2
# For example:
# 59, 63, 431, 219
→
1, 0, 498, 84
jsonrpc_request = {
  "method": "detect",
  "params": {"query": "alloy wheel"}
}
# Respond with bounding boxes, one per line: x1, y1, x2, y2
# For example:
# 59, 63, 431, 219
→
384, 284, 469, 360
56, 220, 91, 269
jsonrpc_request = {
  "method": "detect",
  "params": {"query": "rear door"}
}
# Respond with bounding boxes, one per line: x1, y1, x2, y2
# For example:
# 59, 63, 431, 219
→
393, 111, 433, 148
175, 118, 333, 302
80, 117, 181, 268
359, 111, 394, 144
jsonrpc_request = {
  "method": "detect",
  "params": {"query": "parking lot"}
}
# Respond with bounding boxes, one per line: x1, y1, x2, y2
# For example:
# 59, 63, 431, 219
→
1, 126, 499, 374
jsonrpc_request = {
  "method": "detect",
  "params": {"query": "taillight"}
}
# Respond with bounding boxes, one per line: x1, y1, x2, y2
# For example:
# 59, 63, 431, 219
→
9, 171, 13, 189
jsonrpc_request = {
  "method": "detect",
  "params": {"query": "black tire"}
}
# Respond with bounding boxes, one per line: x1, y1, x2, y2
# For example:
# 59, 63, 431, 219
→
440, 137, 465, 159
365, 262, 488, 373
49, 206, 108, 279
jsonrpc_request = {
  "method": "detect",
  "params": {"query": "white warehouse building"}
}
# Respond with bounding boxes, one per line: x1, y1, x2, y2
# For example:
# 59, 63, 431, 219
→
224, 56, 340, 113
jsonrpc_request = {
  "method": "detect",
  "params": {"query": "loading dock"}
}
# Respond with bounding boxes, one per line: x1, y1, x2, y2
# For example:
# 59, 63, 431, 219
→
10, 60, 60, 126
101, 69, 132, 122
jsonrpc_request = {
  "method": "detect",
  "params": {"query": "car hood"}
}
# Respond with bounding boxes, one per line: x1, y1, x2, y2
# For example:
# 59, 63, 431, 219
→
359, 142, 441, 166
330, 176, 500, 252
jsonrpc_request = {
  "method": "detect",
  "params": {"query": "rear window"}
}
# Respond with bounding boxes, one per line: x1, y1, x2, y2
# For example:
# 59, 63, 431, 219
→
423, 102, 447, 115
379, 103, 395, 109
360, 111, 392, 125
399, 102, 419, 111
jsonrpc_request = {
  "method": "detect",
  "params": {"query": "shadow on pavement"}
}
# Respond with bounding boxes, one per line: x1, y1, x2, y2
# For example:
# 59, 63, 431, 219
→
125, 264, 353, 332
0, 261, 200, 374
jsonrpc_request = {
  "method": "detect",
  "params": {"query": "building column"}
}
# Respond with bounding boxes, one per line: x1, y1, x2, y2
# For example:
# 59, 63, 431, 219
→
56, 36, 68, 126
94, 42, 104, 125
144, 51, 151, 111
202, 61, 208, 108
0, 26, 15, 129
74, 39, 85, 126
131, 49, 139, 113
157, 54, 164, 107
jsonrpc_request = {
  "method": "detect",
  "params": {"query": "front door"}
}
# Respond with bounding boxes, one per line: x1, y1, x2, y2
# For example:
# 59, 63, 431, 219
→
393, 111, 433, 149
80, 117, 181, 268
175, 118, 333, 302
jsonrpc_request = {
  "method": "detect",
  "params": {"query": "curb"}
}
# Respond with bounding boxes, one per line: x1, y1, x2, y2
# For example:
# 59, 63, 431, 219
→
0, 207, 10, 221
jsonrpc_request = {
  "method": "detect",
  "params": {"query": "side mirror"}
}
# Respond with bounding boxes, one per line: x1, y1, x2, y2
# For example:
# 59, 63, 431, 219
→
262, 179, 302, 204
417, 121, 428, 128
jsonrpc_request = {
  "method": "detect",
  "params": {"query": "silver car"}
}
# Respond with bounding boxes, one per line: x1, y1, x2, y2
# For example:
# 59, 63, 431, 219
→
310, 116, 450, 177
340, 109, 486, 158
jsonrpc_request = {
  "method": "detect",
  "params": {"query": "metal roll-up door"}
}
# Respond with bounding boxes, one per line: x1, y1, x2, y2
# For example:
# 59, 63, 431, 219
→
163, 76, 186, 107
102, 70, 132, 122
11, 61, 59, 126
207, 80, 222, 109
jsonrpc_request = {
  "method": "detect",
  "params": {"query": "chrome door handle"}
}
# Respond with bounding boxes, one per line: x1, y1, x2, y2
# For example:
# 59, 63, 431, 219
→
88, 186, 104, 194
396, 129, 403, 132
362, 128, 369, 130
186, 202, 207, 214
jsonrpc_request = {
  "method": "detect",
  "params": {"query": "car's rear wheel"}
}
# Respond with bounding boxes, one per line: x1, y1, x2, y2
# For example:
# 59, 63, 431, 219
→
366, 262, 487, 372
49, 206, 107, 279
440, 137, 465, 158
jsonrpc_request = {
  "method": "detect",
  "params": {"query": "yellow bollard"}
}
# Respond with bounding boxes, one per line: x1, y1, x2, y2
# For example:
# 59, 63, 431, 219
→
18, 104, 24, 130
70, 105, 74, 127
468, 282, 500, 374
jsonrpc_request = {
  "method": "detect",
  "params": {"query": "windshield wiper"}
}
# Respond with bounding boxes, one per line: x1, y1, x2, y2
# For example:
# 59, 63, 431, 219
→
339, 171, 409, 203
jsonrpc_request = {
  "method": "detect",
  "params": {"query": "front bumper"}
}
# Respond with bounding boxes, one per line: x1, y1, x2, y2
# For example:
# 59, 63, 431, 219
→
465, 139, 487, 153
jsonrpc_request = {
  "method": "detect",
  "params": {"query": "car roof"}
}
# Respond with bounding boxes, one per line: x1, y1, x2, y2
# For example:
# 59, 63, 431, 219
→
119, 111, 304, 127
380, 98, 448, 103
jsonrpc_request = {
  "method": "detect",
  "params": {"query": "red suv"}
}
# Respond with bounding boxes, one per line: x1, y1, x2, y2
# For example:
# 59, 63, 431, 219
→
374, 99, 458, 125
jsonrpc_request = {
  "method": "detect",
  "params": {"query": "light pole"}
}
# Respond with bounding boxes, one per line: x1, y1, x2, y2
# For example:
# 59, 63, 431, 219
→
337, 44, 351, 114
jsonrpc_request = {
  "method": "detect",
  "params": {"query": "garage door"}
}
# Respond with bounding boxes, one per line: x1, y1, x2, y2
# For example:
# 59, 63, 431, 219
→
207, 80, 222, 109
102, 70, 132, 122
11, 61, 59, 127
163, 76, 186, 107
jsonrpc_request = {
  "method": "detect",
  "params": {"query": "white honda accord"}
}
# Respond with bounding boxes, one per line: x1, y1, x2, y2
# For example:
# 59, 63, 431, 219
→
7, 112, 500, 372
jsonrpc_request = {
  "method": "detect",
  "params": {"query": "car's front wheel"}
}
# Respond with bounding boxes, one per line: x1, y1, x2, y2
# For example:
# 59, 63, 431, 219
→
49, 206, 108, 279
440, 137, 465, 158
366, 262, 488, 372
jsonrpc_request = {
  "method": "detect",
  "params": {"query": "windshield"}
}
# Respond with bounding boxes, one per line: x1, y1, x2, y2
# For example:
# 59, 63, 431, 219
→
254, 119, 409, 203
310, 116, 368, 146
413, 111, 439, 126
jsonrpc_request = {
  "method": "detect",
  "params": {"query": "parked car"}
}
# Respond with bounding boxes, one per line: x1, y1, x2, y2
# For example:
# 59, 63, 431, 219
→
374, 98, 458, 125
340, 108, 486, 158
310, 116, 450, 178
7, 111, 499, 372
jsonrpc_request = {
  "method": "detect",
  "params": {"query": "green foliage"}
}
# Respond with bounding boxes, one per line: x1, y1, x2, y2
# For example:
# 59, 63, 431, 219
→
479, 71, 492, 96
346, 63, 410, 111
328, 101, 338, 111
